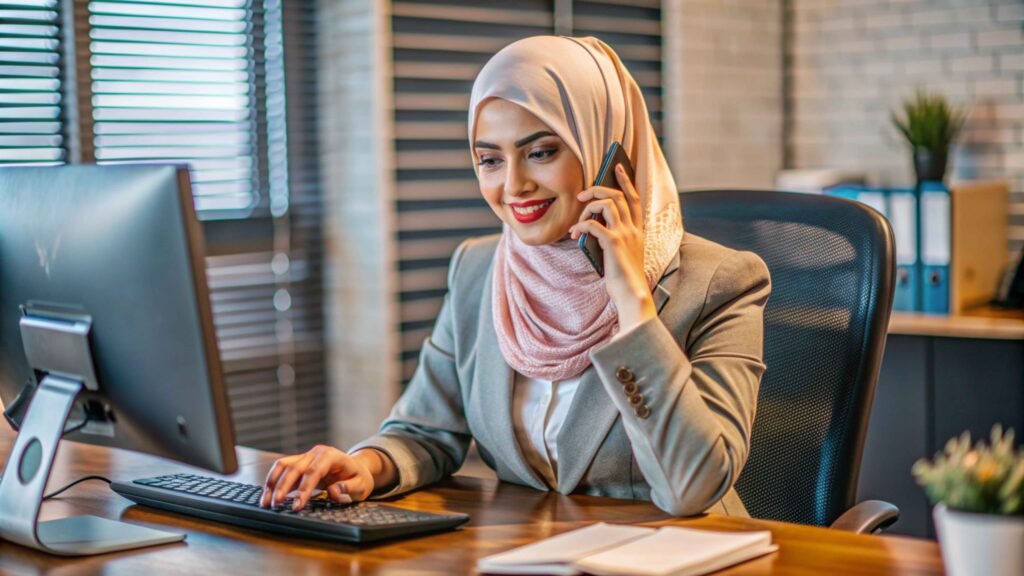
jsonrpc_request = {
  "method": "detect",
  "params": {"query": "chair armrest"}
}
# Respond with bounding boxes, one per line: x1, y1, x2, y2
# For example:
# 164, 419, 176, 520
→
830, 500, 900, 534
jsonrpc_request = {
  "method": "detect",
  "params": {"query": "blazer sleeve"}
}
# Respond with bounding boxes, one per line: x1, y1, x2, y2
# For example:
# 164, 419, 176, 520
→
348, 242, 473, 498
589, 250, 771, 516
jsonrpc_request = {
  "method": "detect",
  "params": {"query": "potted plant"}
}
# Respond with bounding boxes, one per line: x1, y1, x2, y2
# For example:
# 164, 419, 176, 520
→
913, 425, 1024, 576
892, 89, 965, 184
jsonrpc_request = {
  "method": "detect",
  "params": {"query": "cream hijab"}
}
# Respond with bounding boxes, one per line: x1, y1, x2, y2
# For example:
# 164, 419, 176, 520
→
468, 36, 683, 381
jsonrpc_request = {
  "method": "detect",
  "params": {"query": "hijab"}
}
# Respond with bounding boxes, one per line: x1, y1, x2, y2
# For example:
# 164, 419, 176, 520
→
468, 36, 683, 381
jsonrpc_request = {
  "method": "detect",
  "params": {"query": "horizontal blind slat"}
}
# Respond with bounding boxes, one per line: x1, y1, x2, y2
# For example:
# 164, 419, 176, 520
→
88, 0, 259, 216
0, 0, 63, 165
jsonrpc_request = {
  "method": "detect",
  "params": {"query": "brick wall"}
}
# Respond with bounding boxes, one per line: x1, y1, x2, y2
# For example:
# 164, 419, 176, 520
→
789, 0, 1024, 256
664, 0, 785, 189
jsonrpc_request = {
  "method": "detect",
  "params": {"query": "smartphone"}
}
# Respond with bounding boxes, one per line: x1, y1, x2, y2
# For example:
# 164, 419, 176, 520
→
579, 141, 636, 277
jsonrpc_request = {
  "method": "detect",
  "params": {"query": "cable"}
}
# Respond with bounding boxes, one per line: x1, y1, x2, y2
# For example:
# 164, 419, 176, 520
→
62, 418, 88, 435
42, 475, 112, 501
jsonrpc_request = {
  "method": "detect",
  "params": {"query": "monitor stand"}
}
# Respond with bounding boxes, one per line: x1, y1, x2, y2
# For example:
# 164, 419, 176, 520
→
0, 316, 185, 556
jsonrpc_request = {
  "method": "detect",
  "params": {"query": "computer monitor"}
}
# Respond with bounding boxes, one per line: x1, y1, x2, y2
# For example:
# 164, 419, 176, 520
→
0, 164, 237, 556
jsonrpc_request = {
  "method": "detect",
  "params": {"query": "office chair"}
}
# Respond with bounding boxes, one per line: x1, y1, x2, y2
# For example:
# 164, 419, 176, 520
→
682, 190, 899, 534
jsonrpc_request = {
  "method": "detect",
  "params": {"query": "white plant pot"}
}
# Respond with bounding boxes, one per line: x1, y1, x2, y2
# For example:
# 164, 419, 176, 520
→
933, 503, 1024, 576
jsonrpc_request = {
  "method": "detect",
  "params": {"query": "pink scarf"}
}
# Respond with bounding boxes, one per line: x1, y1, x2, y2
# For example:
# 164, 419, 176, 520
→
469, 36, 684, 381
492, 232, 620, 381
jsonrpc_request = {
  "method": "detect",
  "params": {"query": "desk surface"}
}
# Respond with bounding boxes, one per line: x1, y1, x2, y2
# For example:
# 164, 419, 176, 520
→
889, 306, 1024, 340
0, 428, 944, 575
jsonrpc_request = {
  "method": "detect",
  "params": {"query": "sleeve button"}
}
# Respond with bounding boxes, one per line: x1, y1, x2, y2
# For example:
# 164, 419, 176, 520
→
615, 367, 635, 383
623, 382, 638, 395
628, 394, 643, 406
635, 405, 652, 419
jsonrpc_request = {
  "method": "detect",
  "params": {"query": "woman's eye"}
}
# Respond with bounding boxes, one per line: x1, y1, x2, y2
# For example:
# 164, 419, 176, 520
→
528, 148, 557, 161
477, 156, 501, 168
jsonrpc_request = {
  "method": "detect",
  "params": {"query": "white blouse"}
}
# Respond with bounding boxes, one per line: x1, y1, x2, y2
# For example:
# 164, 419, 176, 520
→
511, 371, 582, 488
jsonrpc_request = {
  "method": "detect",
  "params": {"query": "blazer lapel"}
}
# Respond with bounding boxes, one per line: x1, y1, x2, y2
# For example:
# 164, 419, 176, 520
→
476, 270, 548, 491
555, 252, 680, 494
554, 365, 619, 494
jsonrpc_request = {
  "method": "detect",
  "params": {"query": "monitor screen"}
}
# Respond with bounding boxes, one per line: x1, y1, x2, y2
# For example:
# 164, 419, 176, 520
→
0, 164, 237, 474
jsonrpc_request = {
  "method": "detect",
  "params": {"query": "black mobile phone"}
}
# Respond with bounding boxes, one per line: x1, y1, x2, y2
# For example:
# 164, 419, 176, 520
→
579, 141, 636, 277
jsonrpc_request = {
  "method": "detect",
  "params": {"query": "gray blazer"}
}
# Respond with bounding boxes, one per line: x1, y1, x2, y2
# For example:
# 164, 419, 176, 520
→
351, 231, 771, 517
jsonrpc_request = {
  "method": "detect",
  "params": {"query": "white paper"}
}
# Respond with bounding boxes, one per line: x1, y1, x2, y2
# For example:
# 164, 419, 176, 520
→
477, 523, 655, 575
575, 527, 777, 576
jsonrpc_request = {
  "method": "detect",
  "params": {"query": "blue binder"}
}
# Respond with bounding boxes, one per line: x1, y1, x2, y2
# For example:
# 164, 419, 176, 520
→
919, 181, 951, 314
825, 185, 889, 217
887, 188, 920, 312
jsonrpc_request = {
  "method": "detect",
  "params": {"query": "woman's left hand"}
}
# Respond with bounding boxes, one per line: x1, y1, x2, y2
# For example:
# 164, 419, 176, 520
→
569, 164, 657, 332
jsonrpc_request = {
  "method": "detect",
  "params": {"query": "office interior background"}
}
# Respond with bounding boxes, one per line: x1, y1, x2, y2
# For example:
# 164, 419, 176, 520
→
1, 0, 1022, 538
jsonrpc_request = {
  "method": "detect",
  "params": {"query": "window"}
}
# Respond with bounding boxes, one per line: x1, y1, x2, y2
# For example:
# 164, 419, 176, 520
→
0, 0, 64, 165
87, 0, 258, 216
0, 0, 326, 453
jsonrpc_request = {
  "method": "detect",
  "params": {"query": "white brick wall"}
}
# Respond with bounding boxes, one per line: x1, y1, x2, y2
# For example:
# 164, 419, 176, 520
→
789, 0, 1024, 256
318, 0, 399, 448
663, 0, 785, 190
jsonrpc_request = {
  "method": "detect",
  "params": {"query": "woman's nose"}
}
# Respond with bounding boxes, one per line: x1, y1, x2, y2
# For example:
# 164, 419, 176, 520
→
503, 162, 533, 197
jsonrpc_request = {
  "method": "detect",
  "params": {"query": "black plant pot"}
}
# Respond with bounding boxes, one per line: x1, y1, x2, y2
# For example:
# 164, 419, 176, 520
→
913, 148, 948, 184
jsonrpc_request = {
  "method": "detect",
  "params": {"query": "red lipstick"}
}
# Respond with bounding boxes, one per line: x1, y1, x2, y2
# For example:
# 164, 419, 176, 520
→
508, 198, 556, 224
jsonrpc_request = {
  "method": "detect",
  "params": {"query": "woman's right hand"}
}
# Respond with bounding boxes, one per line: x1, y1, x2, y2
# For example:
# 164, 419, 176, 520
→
260, 445, 377, 511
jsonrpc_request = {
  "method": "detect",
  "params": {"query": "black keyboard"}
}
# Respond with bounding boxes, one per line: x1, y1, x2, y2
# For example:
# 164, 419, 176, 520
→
110, 473, 469, 544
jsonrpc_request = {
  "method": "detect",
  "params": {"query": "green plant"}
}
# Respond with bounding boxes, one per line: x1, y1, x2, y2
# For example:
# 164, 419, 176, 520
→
892, 90, 965, 151
913, 425, 1024, 515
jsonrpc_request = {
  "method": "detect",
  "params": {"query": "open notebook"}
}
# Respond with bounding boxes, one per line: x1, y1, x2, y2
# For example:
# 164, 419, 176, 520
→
476, 522, 778, 576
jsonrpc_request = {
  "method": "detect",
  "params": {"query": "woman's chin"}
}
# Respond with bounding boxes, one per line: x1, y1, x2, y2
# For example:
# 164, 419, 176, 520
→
507, 222, 567, 246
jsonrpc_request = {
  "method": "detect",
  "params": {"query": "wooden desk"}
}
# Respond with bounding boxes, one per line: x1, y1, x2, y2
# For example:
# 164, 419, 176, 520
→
889, 306, 1024, 340
0, 428, 944, 575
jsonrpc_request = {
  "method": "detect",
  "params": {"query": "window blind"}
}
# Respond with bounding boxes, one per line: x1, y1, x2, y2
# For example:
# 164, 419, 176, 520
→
0, 0, 64, 165
0, 0, 327, 453
392, 0, 663, 384
202, 0, 326, 453
86, 0, 259, 217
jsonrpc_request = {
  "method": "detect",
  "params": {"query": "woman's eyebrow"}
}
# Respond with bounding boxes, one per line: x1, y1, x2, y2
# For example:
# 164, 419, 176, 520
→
473, 131, 556, 151
514, 131, 555, 147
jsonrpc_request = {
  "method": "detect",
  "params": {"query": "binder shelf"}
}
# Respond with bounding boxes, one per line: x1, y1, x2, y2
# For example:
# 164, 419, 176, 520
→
889, 306, 1024, 340
829, 180, 1010, 314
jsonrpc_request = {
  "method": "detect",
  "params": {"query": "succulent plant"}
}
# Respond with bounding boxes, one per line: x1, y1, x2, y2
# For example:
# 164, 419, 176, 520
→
913, 425, 1024, 515
892, 89, 965, 151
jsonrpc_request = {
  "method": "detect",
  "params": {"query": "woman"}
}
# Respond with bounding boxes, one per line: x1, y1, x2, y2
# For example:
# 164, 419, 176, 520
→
261, 36, 770, 517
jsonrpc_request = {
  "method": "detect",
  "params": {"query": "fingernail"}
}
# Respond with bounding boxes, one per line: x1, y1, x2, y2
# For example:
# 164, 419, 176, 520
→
337, 494, 353, 504
616, 164, 623, 173
293, 500, 303, 511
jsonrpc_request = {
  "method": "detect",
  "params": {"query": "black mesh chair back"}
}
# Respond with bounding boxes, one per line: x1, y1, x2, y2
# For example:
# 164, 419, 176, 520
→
681, 190, 895, 526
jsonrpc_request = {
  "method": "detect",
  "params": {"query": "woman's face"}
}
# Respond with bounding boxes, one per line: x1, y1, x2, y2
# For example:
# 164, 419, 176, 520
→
473, 99, 586, 246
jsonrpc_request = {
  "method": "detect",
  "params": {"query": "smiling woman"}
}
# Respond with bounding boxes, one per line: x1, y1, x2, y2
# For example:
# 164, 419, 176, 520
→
261, 36, 772, 520
473, 102, 585, 245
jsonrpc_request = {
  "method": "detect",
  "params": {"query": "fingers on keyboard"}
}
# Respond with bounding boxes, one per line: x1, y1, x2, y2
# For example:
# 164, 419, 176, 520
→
277, 451, 320, 507
261, 456, 297, 508
327, 482, 352, 504
340, 476, 372, 502
292, 452, 332, 510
